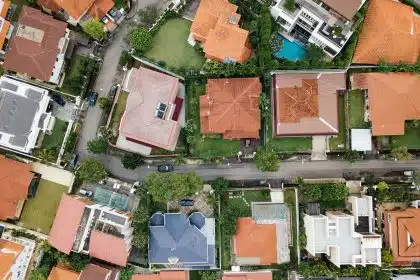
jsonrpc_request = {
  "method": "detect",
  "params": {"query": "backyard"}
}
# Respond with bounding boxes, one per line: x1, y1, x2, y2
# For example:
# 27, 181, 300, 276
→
60, 55, 84, 95
390, 124, 420, 149
348, 90, 368, 128
187, 80, 240, 158
145, 18, 205, 70
19, 179, 68, 233
329, 94, 346, 151
41, 119, 68, 150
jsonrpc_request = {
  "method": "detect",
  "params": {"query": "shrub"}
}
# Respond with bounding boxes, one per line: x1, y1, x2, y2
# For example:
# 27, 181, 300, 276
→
75, 158, 107, 182
121, 153, 144, 170
82, 19, 106, 41
138, 4, 160, 27
87, 137, 108, 154
129, 28, 152, 53
157, 60, 166, 67
255, 146, 280, 172
381, 249, 393, 268
377, 181, 389, 192
119, 50, 133, 66
344, 150, 360, 163
283, 0, 296, 12
390, 146, 412, 160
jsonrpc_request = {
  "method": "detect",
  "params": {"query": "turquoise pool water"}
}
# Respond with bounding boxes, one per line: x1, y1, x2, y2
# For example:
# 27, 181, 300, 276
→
274, 35, 306, 61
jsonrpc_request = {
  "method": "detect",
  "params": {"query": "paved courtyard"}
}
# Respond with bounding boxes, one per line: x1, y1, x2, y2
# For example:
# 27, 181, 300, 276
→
168, 192, 214, 217
52, 101, 77, 122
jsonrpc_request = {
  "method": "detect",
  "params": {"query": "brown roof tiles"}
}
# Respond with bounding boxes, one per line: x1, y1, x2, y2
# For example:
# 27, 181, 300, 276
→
0, 155, 34, 221
352, 73, 420, 136
273, 72, 345, 136
79, 264, 111, 280
352, 0, 420, 65
47, 266, 80, 280
320, 0, 362, 21
200, 77, 262, 139
191, 0, 251, 63
87, 0, 114, 20
222, 272, 272, 280
3, 6, 67, 82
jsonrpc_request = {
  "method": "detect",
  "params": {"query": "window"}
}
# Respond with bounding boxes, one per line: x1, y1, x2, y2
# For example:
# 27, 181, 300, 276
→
155, 103, 167, 119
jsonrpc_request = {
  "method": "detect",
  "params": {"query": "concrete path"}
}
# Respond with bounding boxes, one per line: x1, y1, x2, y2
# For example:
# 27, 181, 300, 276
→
31, 163, 74, 190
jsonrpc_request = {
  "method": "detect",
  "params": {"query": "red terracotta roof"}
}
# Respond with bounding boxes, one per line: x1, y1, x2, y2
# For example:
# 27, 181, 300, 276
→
47, 265, 80, 280
353, 0, 420, 65
38, 0, 96, 20
0, 155, 34, 220
89, 231, 130, 266
384, 208, 420, 266
273, 72, 345, 136
3, 6, 67, 82
352, 73, 420, 136
222, 272, 272, 280
233, 218, 277, 265
190, 0, 251, 63
0, 238, 24, 279
37, 0, 61, 13
200, 77, 262, 139
49, 194, 86, 254
87, 0, 114, 20
132, 271, 189, 280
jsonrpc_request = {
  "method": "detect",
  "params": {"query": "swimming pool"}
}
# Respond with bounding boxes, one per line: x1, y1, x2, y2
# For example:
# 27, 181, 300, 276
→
274, 34, 306, 61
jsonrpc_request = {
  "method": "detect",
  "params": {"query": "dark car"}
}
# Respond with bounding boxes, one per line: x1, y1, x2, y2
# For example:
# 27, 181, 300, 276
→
89, 92, 98, 106
52, 94, 65, 106
110, 85, 118, 98
180, 199, 194, 207
157, 164, 174, 172
69, 154, 79, 169
46, 102, 53, 113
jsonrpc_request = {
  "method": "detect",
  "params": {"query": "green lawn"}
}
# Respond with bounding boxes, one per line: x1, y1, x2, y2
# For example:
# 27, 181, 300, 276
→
60, 55, 84, 95
110, 91, 129, 132
269, 137, 312, 152
41, 119, 68, 150
348, 90, 367, 128
329, 94, 346, 151
145, 18, 205, 69
19, 179, 68, 233
187, 81, 240, 158
391, 125, 420, 149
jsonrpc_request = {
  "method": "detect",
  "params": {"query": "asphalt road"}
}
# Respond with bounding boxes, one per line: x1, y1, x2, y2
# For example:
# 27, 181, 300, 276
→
97, 154, 420, 182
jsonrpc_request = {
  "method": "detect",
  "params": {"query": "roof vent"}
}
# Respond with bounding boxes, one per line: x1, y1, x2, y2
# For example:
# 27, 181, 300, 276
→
229, 15, 238, 24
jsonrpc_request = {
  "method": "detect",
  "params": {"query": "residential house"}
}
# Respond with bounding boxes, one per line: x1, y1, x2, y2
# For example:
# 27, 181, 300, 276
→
232, 202, 290, 265
48, 263, 120, 280
200, 77, 262, 139
0, 155, 35, 221
272, 71, 346, 137
0, 238, 24, 279
190, 0, 252, 63
222, 271, 273, 280
304, 195, 382, 267
118, 67, 184, 155
353, 0, 420, 65
3, 6, 70, 85
132, 271, 189, 280
0, 76, 55, 153
148, 212, 216, 268
270, 0, 366, 58
351, 73, 420, 136
38, 0, 119, 31
49, 194, 133, 266
384, 207, 420, 266
0, 0, 13, 56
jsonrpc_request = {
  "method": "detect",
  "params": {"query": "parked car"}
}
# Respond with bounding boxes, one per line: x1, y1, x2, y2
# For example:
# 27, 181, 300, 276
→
46, 102, 53, 113
180, 199, 194, 207
110, 85, 118, 98
89, 91, 98, 106
69, 154, 79, 169
52, 94, 65, 106
158, 164, 174, 172
78, 188, 93, 197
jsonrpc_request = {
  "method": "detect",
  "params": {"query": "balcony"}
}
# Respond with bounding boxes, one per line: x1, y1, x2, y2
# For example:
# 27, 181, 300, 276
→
317, 22, 348, 47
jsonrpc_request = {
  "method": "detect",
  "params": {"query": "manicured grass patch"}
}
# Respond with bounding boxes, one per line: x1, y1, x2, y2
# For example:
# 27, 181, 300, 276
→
110, 91, 129, 132
19, 179, 68, 233
41, 119, 68, 150
60, 55, 84, 95
195, 137, 240, 158
329, 94, 346, 151
145, 18, 205, 69
391, 125, 420, 149
348, 90, 367, 128
269, 137, 312, 152
227, 190, 271, 216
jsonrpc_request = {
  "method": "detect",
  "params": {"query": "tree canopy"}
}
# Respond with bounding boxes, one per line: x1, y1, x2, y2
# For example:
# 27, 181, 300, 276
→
145, 172, 203, 202
121, 153, 144, 170
138, 4, 160, 27
87, 137, 108, 154
75, 158, 107, 182
129, 28, 152, 53
82, 19, 106, 41
377, 181, 389, 192
255, 146, 280, 172
303, 183, 348, 202
212, 177, 229, 197
390, 146, 412, 160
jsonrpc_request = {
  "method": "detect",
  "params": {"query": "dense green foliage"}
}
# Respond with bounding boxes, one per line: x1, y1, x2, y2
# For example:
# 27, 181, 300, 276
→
129, 28, 153, 53
377, 181, 389, 192
256, 6, 272, 70
120, 266, 134, 280
381, 249, 393, 268
87, 137, 108, 154
145, 172, 203, 202
302, 184, 348, 202
283, 0, 296, 11
82, 19, 106, 40
138, 4, 160, 27
119, 50, 134, 66
255, 146, 280, 172
344, 150, 361, 163
390, 146, 412, 160
202, 59, 261, 77
132, 188, 150, 251
212, 177, 230, 198
121, 153, 144, 169
198, 271, 219, 280
75, 158, 107, 182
